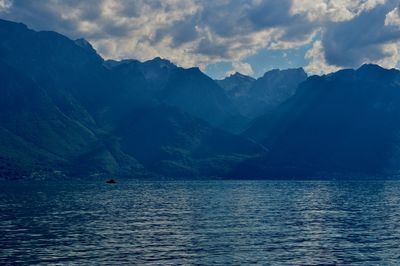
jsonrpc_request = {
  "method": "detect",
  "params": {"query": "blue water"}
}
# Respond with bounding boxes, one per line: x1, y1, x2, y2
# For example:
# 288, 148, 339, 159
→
1, 180, 400, 265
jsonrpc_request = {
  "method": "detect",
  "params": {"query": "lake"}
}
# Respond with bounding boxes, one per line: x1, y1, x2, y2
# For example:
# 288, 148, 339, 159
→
1, 180, 400, 265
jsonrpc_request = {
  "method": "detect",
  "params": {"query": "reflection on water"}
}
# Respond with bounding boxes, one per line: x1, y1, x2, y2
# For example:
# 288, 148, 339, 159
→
1, 180, 400, 264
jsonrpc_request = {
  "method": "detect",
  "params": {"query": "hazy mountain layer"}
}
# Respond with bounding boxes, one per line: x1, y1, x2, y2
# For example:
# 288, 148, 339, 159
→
217, 68, 307, 118
239, 65, 400, 178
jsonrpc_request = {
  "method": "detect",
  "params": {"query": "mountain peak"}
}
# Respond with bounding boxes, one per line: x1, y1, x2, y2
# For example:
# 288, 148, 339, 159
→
231, 72, 245, 77
355, 63, 399, 80
74, 38, 103, 62
357, 63, 385, 72
186, 67, 202, 73
103, 59, 140, 69
74, 38, 92, 49
0, 18, 28, 30
262, 67, 306, 78
143, 57, 177, 70
219, 72, 255, 82
230, 72, 255, 80
152, 56, 168, 62
147, 57, 173, 64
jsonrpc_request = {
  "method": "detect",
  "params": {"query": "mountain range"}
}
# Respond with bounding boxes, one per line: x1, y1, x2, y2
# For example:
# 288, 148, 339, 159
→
237, 64, 400, 179
1, 18, 400, 180
217, 68, 307, 118
0, 19, 264, 180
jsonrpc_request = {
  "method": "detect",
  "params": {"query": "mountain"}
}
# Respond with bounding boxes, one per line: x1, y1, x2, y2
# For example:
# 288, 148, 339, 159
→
217, 68, 307, 118
114, 105, 263, 178
0, 59, 132, 179
0, 18, 263, 180
0, 19, 115, 128
106, 58, 247, 132
105, 57, 176, 91
4, 17, 400, 181
216, 72, 256, 119
238, 64, 400, 179
159, 67, 248, 132
216, 72, 256, 98
250, 68, 307, 112
0, 61, 66, 178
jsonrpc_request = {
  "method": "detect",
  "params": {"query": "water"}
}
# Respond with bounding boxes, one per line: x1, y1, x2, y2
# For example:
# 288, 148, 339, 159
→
1, 180, 400, 265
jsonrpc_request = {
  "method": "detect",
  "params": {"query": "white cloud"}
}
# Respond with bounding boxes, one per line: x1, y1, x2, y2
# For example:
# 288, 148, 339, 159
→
385, 7, 400, 27
375, 43, 400, 68
1, 0, 315, 69
0, 0, 12, 12
2, 0, 400, 75
305, 40, 340, 75
292, 0, 386, 22
227, 61, 254, 76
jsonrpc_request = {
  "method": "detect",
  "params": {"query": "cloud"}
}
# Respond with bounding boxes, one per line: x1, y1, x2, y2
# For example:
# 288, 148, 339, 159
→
0, 0, 11, 11
321, 2, 400, 68
304, 40, 340, 75
227, 61, 254, 76
386, 7, 400, 27
292, 0, 387, 22
1, 0, 400, 75
0, 0, 314, 68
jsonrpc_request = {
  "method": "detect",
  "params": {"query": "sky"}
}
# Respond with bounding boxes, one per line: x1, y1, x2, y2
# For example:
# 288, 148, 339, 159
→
1, 0, 400, 79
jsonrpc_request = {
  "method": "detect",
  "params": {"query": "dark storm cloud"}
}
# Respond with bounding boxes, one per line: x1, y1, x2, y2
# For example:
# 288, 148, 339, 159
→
152, 0, 316, 59
158, 0, 311, 42
1, 0, 142, 39
322, 2, 400, 67
0, 0, 95, 38
248, 0, 296, 29
153, 14, 200, 47
195, 38, 230, 58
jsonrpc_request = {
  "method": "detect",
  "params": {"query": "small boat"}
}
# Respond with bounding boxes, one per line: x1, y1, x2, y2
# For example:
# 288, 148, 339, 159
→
106, 179, 116, 184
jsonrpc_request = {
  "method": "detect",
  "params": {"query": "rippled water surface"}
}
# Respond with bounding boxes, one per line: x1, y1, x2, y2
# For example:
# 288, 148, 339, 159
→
2, 180, 400, 265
